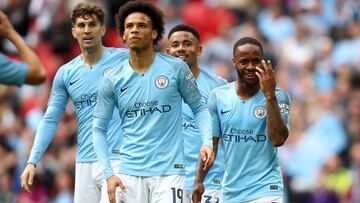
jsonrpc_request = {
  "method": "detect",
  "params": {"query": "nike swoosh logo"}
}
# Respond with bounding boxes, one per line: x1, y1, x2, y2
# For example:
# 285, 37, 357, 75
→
70, 79, 79, 85
120, 87, 128, 92
221, 109, 231, 114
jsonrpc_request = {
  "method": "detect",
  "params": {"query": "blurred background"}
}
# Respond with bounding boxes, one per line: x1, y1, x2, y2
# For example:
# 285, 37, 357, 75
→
0, 0, 359, 202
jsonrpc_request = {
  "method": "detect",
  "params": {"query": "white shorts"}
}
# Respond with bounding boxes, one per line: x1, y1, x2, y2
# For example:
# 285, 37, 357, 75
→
116, 174, 184, 203
242, 195, 283, 203
183, 189, 222, 203
74, 160, 120, 203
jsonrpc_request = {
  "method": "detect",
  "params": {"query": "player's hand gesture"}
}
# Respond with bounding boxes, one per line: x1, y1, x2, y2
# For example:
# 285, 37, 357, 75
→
20, 163, 36, 193
255, 60, 276, 99
200, 146, 214, 171
0, 11, 14, 38
192, 181, 205, 203
107, 175, 126, 203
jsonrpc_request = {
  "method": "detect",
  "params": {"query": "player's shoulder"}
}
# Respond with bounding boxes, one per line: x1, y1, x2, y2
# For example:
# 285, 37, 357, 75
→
211, 81, 234, 95
103, 59, 128, 81
54, 55, 83, 80
199, 69, 227, 86
59, 54, 82, 71
105, 47, 129, 56
275, 87, 291, 103
275, 87, 290, 97
156, 52, 186, 69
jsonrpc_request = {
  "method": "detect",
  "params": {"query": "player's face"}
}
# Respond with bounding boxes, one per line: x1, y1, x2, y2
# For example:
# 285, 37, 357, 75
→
232, 44, 263, 85
166, 31, 202, 68
123, 12, 157, 50
72, 14, 105, 52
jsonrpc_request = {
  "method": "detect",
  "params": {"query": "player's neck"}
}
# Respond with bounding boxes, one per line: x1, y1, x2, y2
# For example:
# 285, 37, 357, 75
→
81, 46, 105, 67
129, 47, 156, 73
190, 65, 200, 79
236, 81, 260, 100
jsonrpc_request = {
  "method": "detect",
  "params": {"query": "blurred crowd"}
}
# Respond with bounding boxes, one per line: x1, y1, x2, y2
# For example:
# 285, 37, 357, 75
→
0, 0, 359, 203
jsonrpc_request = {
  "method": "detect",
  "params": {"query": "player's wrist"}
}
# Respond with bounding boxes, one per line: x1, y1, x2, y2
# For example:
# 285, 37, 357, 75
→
201, 143, 213, 150
4, 29, 18, 41
194, 177, 205, 185
27, 162, 36, 168
265, 93, 276, 101
105, 173, 116, 181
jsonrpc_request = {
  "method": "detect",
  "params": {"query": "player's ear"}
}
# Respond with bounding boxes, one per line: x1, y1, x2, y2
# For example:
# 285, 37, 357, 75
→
152, 30, 158, 40
197, 45, 203, 57
101, 25, 106, 36
166, 48, 170, 54
71, 28, 76, 39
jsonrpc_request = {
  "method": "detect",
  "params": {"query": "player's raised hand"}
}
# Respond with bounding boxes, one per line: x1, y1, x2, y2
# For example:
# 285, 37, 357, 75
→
20, 163, 36, 193
0, 11, 14, 38
200, 146, 214, 171
192, 181, 205, 203
255, 60, 276, 99
107, 175, 126, 203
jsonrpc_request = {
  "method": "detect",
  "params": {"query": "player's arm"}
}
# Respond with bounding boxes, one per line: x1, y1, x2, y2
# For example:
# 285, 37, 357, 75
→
255, 60, 289, 146
193, 91, 221, 203
0, 11, 46, 85
92, 76, 126, 203
193, 137, 220, 203
21, 69, 68, 192
177, 62, 214, 170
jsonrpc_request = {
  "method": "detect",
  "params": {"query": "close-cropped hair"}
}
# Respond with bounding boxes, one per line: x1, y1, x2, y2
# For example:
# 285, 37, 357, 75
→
71, 2, 105, 27
168, 24, 200, 41
233, 37, 264, 55
115, 0, 165, 45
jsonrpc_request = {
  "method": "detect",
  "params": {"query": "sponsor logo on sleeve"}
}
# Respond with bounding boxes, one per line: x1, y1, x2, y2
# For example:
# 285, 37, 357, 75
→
278, 103, 290, 116
185, 72, 197, 87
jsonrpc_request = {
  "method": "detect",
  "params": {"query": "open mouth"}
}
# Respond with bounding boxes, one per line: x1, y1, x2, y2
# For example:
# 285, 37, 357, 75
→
176, 54, 188, 61
83, 37, 93, 42
245, 72, 257, 80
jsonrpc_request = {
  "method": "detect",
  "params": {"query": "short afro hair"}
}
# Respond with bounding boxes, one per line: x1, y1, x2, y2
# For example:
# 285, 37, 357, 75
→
168, 24, 200, 41
233, 37, 264, 56
115, 0, 165, 45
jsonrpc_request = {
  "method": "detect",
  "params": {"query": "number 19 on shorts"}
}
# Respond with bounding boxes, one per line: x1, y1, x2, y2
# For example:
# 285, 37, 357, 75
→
171, 187, 183, 203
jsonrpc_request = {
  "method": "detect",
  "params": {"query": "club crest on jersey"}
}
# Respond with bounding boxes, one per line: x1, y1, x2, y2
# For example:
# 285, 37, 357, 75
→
254, 106, 266, 119
155, 75, 169, 89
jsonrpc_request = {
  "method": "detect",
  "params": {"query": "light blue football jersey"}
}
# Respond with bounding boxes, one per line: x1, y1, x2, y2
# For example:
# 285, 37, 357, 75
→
208, 82, 291, 202
182, 69, 226, 191
93, 52, 213, 179
0, 53, 28, 86
27, 47, 128, 164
